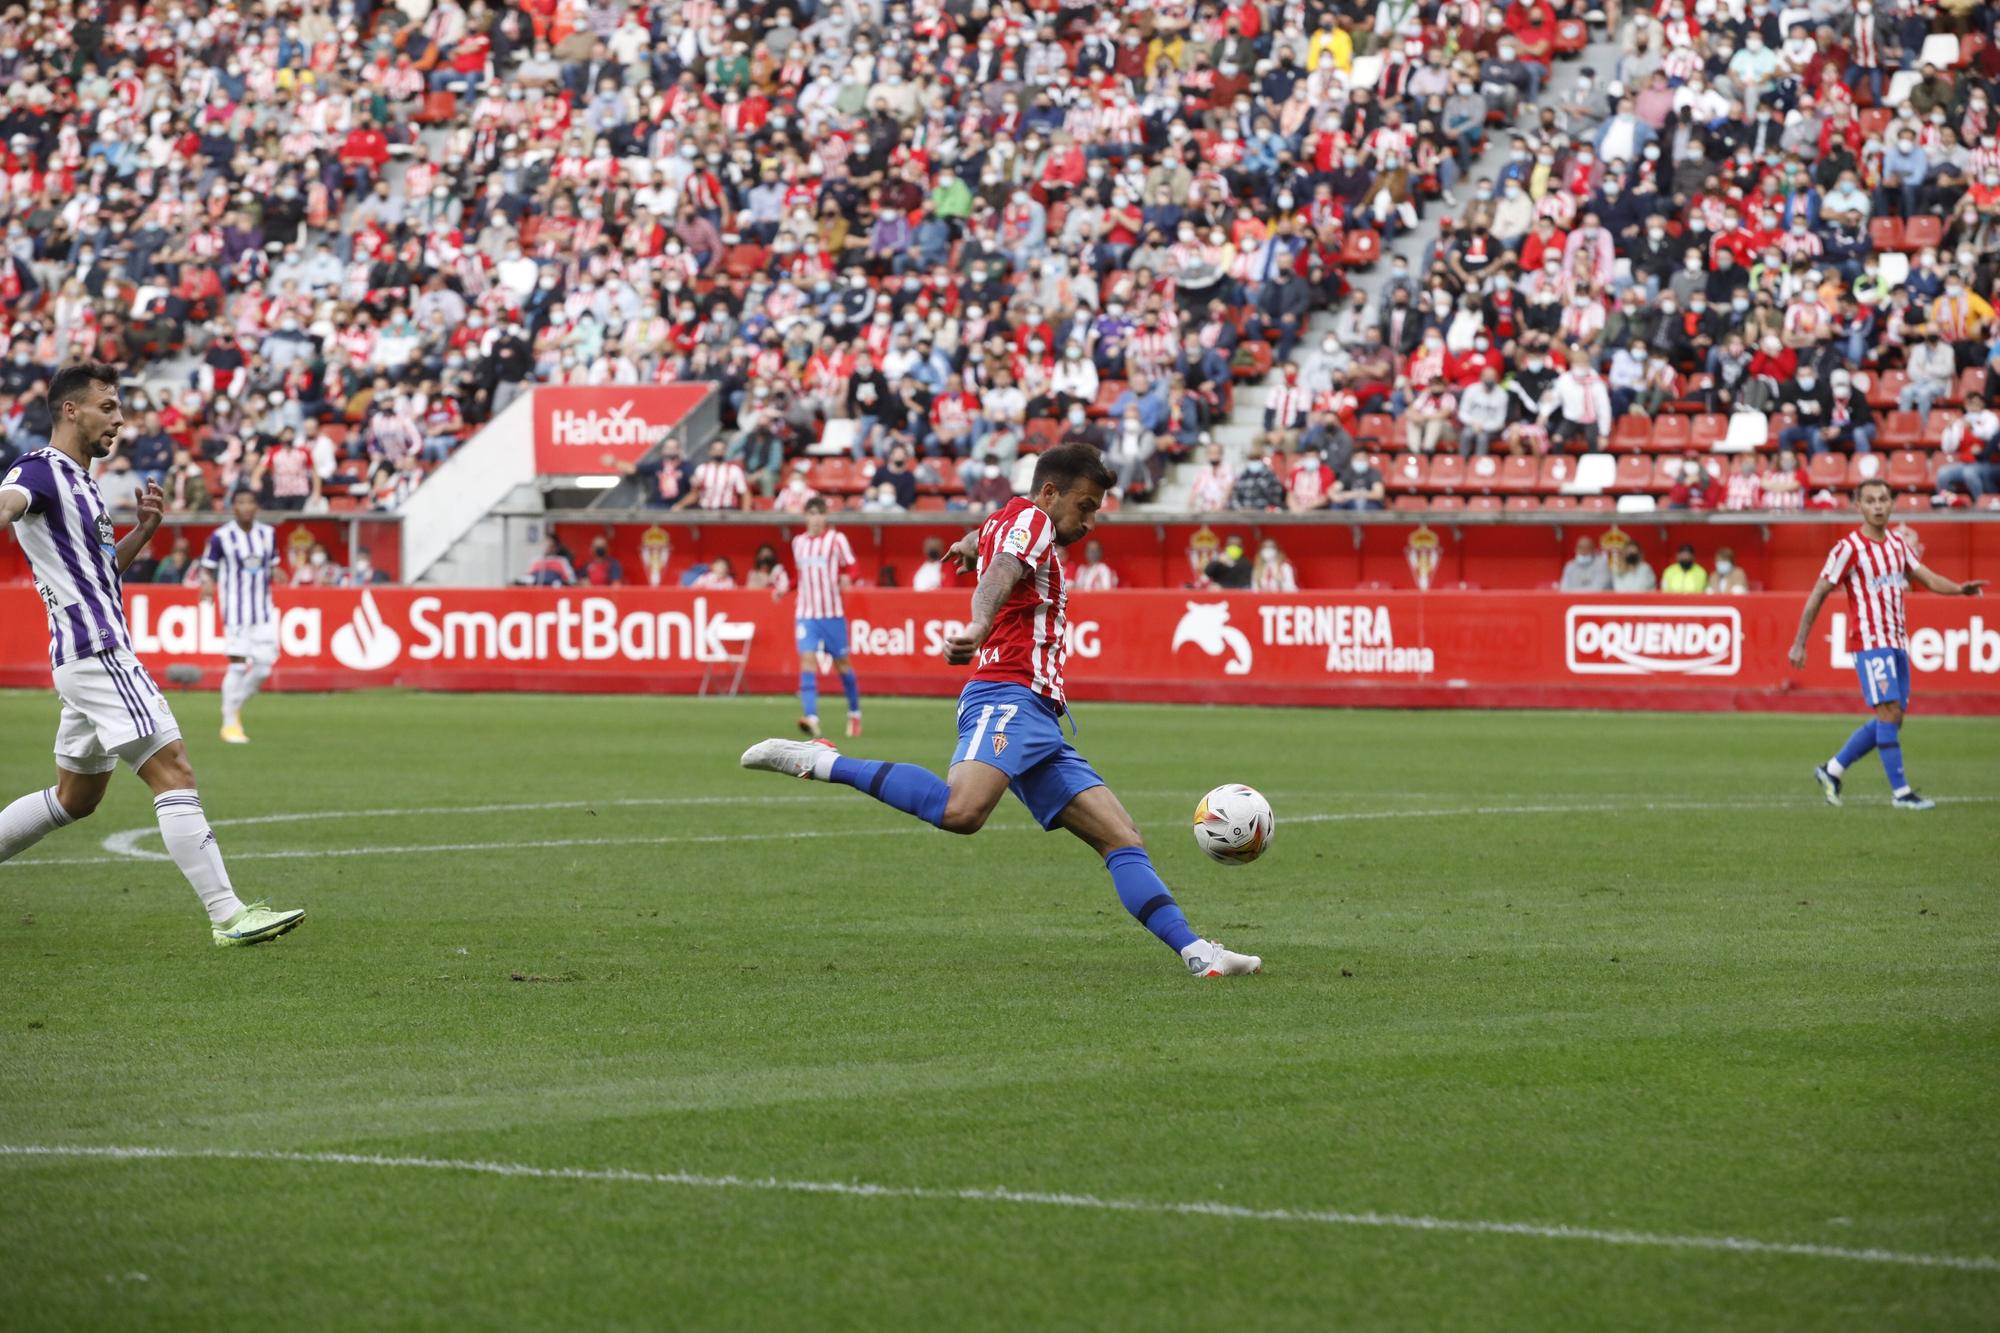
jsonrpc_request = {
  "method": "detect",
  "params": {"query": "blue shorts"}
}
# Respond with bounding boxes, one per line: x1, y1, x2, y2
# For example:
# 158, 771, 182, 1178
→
1855, 647, 1912, 708
950, 680, 1106, 830
796, 617, 849, 658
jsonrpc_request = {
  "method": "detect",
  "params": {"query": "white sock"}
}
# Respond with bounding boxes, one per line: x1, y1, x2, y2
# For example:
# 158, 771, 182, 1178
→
0, 787, 71, 862
809, 747, 838, 781
1827, 758, 1846, 778
242, 660, 272, 705
153, 790, 245, 924
221, 663, 246, 724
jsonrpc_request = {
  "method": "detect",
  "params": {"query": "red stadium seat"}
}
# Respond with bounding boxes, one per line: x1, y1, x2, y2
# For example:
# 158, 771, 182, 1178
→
1541, 494, 1578, 512
1609, 416, 1651, 452
1650, 457, 1683, 492
1231, 341, 1272, 381
1954, 367, 1988, 404
1885, 450, 1931, 490
1922, 409, 1961, 445
1497, 456, 1540, 492
1649, 415, 1691, 453
1464, 454, 1503, 490
1847, 453, 1888, 487
1868, 370, 1908, 409
722, 244, 770, 278
1356, 413, 1396, 444
1611, 455, 1655, 493
1387, 454, 1429, 491
1537, 455, 1577, 493
1391, 495, 1430, 512
1341, 230, 1382, 269
1859, 108, 1894, 139
1425, 455, 1466, 492
1022, 418, 1063, 452
1554, 18, 1587, 53
1464, 494, 1503, 512
913, 495, 947, 511
810, 457, 863, 494
1878, 411, 1922, 449
1689, 414, 1727, 450
1807, 453, 1850, 489
1903, 216, 1944, 251
413, 91, 458, 125
1503, 495, 1541, 511
1578, 495, 1616, 512
1429, 495, 1466, 512
1869, 217, 1907, 252
1894, 493, 1931, 512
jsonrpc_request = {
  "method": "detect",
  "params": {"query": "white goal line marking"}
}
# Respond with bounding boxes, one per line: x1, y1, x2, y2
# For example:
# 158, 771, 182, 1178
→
2, 795, 1991, 870
2, 1144, 1993, 1274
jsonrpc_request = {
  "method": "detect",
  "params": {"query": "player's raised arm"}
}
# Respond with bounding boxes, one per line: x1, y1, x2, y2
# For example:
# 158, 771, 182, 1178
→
945, 529, 981, 573
1908, 561, 1987, 598
114, 481, 164, 574
0, 486, 26, 527
1788, 578, 1837, 670
943, 551, 1026, 664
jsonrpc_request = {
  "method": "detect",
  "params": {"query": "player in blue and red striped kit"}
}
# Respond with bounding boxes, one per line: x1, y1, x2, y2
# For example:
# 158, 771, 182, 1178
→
743, 445, 1260, 978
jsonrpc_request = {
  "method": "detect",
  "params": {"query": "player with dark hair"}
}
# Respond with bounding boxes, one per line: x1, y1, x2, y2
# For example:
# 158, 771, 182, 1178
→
743, 443, 1262, 977
791, 496, 863, 739
1789, 478, 1986, 810
0, 363, 305, 945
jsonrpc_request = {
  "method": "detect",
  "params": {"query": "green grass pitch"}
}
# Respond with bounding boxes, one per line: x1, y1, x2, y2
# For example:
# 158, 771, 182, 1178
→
1, 689, 1996, 1329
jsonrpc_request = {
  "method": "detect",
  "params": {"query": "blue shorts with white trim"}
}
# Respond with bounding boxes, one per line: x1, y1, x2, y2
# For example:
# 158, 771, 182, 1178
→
951, 680, 1105, 830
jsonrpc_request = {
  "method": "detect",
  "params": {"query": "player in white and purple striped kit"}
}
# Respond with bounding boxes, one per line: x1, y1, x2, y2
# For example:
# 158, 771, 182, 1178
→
200, 489, 279, 744
0, 363, 303, 946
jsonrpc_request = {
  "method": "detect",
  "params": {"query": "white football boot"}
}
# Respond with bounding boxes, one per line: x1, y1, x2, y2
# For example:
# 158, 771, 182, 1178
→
740, 738, 837, 779
1181, 939, 1262, 977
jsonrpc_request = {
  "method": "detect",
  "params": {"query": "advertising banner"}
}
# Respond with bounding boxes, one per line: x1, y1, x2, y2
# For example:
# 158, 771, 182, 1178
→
532, 385, 710, 473
2, 588, 1997, 713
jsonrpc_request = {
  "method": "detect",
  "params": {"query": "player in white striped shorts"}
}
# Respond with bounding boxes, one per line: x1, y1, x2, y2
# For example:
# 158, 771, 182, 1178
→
201, 488, 280, 744
0, 363, 304, 946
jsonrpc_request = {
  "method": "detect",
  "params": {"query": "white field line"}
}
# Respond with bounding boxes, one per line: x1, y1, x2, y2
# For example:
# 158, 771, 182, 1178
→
2, 795, 1993, 871
1, 1143, 1993, 1274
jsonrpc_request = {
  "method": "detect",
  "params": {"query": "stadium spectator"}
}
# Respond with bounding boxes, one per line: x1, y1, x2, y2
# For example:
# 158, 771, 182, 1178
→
126, 413, 175, 487
910, 539, 949, 593
294, 544, 346, 588
1253, 540, 1299, 593
1762, 450, 1809, 511
94, 455, 141, 514
1288, 445, 1334, 512
868, 449, 919, 512
1541, 350, 1612, 453
1721, 455, 1765, 513
151, 536, 194, 587
1559, 536, 1612, 592
1455, 370, 1510, 458
1900, 333, 1959, 426
1710, 547, 1749, 596
1070, 541, 1118, 592
525, 538, 577, 589
580, 539, 624, 588
1665, 455, 1720, 511
1203, 536, 1254, 590
686, 442, 752, 513
1937, 394, 2000, 502
1611, 545, 1656, 594
163, 450, 211, 516
1230, 449, 1287, 512
1329, 453, 1385, 511
1661, 545, 1708, 594
748, 546, 793, 595
1188, 442, 1235, 514
690, 557, 738, 590
257, 434, 321, 513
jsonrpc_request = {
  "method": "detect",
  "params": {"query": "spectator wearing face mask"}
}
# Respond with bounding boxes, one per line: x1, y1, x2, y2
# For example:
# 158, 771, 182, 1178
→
1539, 349, 1614, 453
1660, 544, 1708, 593
1666, 454, 1721, 510
1776, 365, 1836, 455
910, 538, 950, 592
1935, 393, 2000, 503
1930, 275, 1995, 369
1709, 546, 1750, 595
1559, 536, 1612, 592
1203, 536, 1255, 589
1229, 449, 1286, 511
963, 454, 1015, 514
1069, 539, 1119, 591
580, 538, 624, 587
1252, 540, 1298, 592
1611, 544, 1657, 593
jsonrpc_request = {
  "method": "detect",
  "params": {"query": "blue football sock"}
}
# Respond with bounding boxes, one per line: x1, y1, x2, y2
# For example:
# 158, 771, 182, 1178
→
841, 669, 861, 714
1830, 721, 1877, 775
828, 757, 948, 827
799, 669, 818, 719
1874, 720, 1909, 793
1105, 846, 1200, 953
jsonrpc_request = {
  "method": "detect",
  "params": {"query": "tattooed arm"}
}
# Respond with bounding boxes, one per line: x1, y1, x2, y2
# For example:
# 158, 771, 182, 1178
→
942, 551, 1026, 665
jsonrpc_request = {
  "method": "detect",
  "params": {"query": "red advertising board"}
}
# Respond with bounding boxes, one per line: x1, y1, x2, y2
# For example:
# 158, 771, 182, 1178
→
533, 385, 710, 473
2, 587, 1997, 714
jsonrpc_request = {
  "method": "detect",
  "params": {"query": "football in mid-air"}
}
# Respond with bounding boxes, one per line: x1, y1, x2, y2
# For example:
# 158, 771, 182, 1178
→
1192, 784, 1274, 865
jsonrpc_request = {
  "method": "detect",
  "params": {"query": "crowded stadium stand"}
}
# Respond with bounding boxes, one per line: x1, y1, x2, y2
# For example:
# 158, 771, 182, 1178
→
2, 0, 1998, 550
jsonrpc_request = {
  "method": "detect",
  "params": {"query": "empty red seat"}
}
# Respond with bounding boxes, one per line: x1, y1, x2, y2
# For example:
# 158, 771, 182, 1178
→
1609, 416, 1652, 452
1464, 494, 1503, 512
1356, 413, 1396, 444
1537, 455, 1578, 493
1341, 230, 1382, 269
1922, 409, 1961, 445
1429, 495, 1467, 512
1388, 454, 1429, 491
1650, 416, 1691, 453
1894, 493, 1930, 512
1542, 495, 1578, 512
1464, 454, 1503, 490
1869, 370, 1909, 409
1903, 216, 1944, 251
1503, 495, 1541, 511
1847, 453, 1889, 487
1611, 455, 1655, 493
1878, 411, 1922, 449
1497, 456, 1540, 492
1578, 495, 1616, 512
1425, 455, 1466, 492
1231, 341, 1272, 382
722, 244, 769, 278
1554, 18, 1587, 52
1859, 107, 1894, 138
810, 457, 862, 494
1954, 367, 1987, 403
1651, 457, 1684, 491
1091, 380, 1126, 417
1885, 450, 1931, 490
1689, 414, 1727, 449
1022, 418, 1062, 452
1807, 453, 1850, 489
1869, 217, 1907, 252
1390, 495, 1430, 512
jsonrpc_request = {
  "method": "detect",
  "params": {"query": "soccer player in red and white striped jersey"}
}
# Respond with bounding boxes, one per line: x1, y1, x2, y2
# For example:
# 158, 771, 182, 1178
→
790, 497, 862, 738
1789, 479, 1986, 810
742, 446, 1262, 978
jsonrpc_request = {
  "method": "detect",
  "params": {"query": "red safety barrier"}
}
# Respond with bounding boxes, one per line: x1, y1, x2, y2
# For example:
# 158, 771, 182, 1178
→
3, 587, 1997, 714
